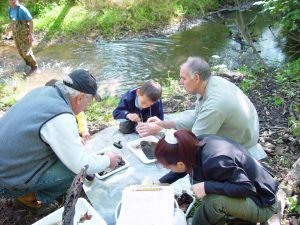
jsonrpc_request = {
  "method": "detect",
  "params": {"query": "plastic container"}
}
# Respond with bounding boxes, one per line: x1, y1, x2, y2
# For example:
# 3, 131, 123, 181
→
94, 157, 129, 180
174, 192, 195, 217
32, 198, 107, 225
126, 135, 159, 164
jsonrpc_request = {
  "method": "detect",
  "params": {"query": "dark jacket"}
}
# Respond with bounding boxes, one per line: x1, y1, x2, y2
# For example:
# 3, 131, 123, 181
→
113, 88, 164, 122
159, 135, 277, 208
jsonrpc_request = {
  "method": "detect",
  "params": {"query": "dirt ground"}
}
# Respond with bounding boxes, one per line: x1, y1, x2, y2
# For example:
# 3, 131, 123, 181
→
0, 72, 299, 225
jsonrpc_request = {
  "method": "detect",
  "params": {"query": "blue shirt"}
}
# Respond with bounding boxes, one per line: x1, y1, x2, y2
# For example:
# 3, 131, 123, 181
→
113, 87, 164, 122
8, 4, 32, 21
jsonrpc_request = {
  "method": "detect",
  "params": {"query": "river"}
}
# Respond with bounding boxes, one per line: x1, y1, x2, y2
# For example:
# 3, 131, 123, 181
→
0, 6, 286, 96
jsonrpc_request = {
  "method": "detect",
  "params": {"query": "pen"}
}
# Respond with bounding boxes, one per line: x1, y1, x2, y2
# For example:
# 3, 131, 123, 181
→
133, 187, 162, 191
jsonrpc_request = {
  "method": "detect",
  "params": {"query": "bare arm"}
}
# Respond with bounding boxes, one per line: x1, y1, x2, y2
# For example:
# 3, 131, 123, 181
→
136, 117, 176, 137
159, 120, 176, 129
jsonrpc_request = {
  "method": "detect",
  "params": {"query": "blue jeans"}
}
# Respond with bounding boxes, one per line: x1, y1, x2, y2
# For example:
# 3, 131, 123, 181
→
0, 160, 75, 204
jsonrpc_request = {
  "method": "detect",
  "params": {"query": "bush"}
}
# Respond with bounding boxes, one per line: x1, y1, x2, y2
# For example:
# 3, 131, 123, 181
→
261, 0, 300, 57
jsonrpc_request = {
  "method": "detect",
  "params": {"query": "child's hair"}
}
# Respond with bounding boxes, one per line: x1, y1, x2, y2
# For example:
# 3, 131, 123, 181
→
140, 80, 162, 102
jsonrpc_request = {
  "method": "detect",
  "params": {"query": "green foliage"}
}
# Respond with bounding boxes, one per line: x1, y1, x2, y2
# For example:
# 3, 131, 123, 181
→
261, 0, 300, 33
273, 96, 283, 106
260, 0, 300, 56
286, 196, 300, 213
162, 71, 185, 98
0, 0, 250, 38
288, 116, 300, 136
174, 0, 219, 16
0, 1, 9, 33
285, 58, 300, 82
85, 96, 119, 123
96, 7, 127, 36
240, 75, 257, 92
274, 73, 287, 84
0, 84, 17, 109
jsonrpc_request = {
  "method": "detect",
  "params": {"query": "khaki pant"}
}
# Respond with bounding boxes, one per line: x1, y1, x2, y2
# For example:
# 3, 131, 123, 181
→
192, 194, 278, 225
12, 21, 37, 69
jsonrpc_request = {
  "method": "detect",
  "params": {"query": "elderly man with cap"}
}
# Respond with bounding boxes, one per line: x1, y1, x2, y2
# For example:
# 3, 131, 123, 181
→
0, 69, 121, 214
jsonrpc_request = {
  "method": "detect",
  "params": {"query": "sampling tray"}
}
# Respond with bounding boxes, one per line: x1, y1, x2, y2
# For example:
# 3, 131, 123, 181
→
126, 136, 159, 164
94, 151, 129, 180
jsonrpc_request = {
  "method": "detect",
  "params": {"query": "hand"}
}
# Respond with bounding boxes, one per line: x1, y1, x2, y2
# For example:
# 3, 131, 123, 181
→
191, 182, 206, 199
147, 116, 164, 128
147, 116, 161, 123
81, 132, 91, 145
136, 122, 162, 137
126, 113, 141, 122
105, 151, 121, 169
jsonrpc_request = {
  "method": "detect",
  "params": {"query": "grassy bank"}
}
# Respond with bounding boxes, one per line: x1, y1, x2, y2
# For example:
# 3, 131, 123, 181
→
0, 0, 242, 39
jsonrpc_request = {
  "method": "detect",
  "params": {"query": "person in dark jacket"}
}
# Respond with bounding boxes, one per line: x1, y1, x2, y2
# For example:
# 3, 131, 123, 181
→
113, 80, 163, 134
155, 130, 278, 225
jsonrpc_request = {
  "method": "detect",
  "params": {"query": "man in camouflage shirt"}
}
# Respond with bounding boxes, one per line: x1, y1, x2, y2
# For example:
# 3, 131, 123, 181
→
4, 0, 38, 73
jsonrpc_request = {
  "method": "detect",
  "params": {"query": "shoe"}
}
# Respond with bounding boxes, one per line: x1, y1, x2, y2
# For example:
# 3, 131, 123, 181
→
14, 194, 59, 216
30, 66, 38, 73
25, 66, 38, 76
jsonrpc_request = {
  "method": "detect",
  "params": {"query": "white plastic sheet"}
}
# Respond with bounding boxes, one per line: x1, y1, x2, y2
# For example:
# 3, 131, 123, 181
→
83, 126, 191, 225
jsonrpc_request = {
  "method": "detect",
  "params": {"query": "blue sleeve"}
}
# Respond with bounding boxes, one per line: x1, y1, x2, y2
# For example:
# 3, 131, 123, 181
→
19, 5, 32, 21
113, 92, 132, 119
203, 156, 257, 198
151, 100, 164, 120
157, 100, 164, 120
159, 171, 187, 184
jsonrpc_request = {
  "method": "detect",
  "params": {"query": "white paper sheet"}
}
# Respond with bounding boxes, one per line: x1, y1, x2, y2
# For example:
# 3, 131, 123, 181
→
116, 186, 174, 225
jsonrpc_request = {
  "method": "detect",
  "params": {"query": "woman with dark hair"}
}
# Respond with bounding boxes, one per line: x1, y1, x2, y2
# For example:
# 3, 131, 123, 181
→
155, 130, 278, 225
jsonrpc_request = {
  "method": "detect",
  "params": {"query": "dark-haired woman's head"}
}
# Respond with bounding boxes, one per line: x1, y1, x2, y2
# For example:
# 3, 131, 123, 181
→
155, 130, 199, 173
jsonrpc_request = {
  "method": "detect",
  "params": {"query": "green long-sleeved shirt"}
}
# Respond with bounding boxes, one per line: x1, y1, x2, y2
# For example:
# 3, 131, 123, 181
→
174, 76, 266, 159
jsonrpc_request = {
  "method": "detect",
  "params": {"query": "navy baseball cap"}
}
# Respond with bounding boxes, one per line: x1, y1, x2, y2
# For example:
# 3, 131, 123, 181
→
63, 69, 101, 101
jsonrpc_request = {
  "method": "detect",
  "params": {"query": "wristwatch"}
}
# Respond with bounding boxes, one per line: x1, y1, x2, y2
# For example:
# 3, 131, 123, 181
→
159, 128, 167, 138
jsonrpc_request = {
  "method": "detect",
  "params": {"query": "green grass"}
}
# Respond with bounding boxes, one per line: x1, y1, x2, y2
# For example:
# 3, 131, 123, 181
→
0, 73, 24, 109
85, 96, 119, 124
0, 0, 9, 33
0, 84, 17, 109
0, 0, 239, 38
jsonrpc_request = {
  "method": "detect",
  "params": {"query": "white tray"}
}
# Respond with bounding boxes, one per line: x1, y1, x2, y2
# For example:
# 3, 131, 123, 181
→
94, 151, 129, 179
126, 136, 159, 164
175, 192, 196, 217
32, 198, 107, 225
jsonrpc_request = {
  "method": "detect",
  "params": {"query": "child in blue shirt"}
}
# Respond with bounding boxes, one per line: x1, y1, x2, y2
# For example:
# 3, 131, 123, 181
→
113, 80, 163, 134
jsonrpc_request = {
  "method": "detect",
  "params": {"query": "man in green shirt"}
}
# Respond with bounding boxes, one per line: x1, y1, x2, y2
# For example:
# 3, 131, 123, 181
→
136, 57, 267, 160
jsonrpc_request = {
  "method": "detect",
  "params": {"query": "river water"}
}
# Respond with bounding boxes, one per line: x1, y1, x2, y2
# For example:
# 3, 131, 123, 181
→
0, 7, 286, 95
